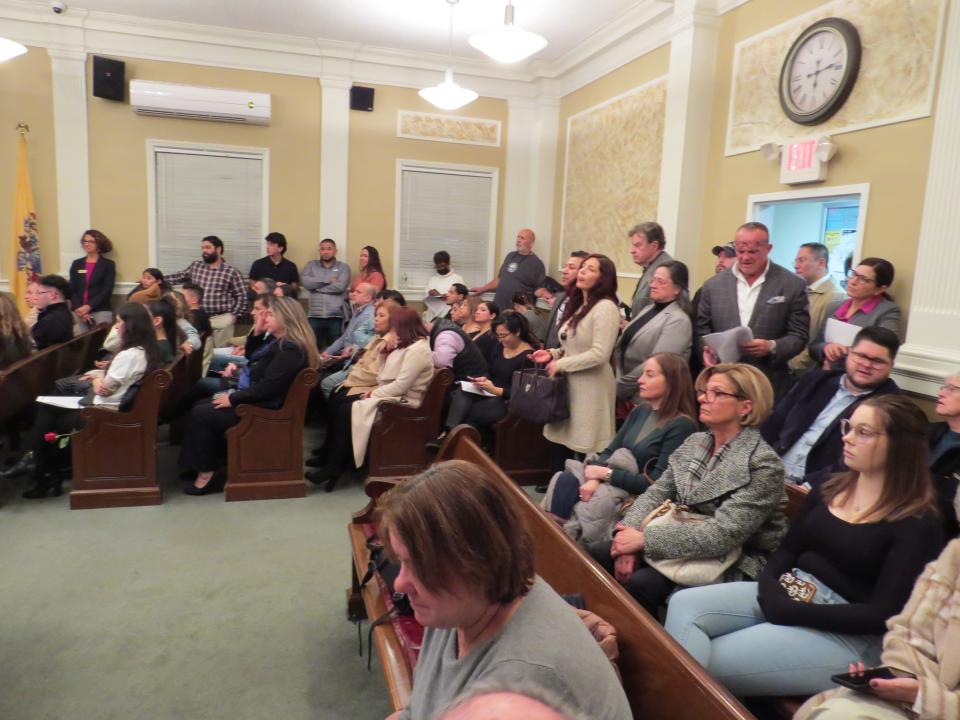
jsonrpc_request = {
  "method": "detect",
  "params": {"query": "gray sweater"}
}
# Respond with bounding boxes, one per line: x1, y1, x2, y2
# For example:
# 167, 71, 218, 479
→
300, 259, 350, 318
397, 577, 631, 720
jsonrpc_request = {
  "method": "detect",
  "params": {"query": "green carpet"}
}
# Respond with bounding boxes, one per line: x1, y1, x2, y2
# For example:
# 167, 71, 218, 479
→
0, 437, 393, 720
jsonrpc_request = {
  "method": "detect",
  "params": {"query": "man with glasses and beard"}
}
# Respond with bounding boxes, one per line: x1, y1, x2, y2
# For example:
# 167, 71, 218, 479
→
166, 235, 248, 349
761, 326, 901, 485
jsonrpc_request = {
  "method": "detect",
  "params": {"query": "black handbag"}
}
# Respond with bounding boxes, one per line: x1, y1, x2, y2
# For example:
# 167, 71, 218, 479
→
508, 365, 570, 424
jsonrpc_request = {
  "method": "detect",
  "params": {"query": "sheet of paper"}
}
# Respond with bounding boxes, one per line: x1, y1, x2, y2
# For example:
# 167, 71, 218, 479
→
424, 295, 448, 313
702, 326, 754, 363
824, 318, 861, 347
36, 395, 84, 410
458, 381, 496, 397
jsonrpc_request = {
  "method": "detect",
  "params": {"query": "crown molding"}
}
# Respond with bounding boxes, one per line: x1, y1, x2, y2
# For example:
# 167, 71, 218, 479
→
1, 0, 687, 98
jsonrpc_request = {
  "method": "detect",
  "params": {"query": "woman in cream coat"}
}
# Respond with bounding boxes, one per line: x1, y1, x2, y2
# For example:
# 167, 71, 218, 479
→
616, 261, 693, 402
309, 306, 434, 492
532, 254, 622, 465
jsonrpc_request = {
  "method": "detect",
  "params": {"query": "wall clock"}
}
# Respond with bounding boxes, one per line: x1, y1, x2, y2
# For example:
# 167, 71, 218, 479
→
778, 17, 862, 126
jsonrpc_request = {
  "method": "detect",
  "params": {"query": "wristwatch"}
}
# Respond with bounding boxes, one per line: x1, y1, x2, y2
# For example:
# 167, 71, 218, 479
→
605, 468, 614, 482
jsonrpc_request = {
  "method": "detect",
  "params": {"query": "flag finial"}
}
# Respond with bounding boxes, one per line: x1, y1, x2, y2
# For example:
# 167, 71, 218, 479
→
16, 122, 29, 136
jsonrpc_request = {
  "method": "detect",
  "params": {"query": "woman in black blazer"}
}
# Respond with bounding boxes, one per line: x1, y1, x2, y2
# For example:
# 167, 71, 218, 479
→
69, 229, 116, 328
179, 296, 320, 495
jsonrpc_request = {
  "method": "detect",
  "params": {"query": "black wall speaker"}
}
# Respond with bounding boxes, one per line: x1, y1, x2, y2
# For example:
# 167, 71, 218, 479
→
350, 86, 375, 112
92, 56, 125, 102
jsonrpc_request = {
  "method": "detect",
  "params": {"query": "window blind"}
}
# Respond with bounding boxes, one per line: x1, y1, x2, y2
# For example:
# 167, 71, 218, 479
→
397, 166, 495, 292
155, 150, 264, 277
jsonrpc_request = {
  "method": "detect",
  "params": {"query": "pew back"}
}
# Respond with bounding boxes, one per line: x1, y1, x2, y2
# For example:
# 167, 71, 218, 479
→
435, 426, 755, 720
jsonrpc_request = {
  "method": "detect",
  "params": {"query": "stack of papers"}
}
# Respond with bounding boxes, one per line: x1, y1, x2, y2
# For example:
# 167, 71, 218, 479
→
702, 327, 754, 363
458, 381, 496, 397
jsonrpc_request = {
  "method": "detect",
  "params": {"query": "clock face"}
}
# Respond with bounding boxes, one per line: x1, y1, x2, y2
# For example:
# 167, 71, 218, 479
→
779, 18, 861, 126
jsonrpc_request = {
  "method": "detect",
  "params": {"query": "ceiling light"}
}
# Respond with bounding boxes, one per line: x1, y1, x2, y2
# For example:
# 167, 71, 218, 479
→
0, 38, 28, 62
469, 2, 547, 64
419, 68, 478, 111
419, 0, 478, 112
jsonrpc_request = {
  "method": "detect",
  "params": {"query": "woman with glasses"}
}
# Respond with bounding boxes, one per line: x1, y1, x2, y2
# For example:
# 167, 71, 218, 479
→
68, 229, 116, 329
427, 312, 535, 451
930, 373, 960, 539
809, 257, 901, 367
664, 394, 943, 698
586, 363, 788, 615
616, 261, 693, 404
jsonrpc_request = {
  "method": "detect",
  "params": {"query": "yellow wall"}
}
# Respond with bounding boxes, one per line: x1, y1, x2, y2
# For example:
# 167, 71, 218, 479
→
551, 45, 671, 296
0, 46, 59, 278
697, 0, 937, 322
347, 84, 508, 286
86, 56, 321, 283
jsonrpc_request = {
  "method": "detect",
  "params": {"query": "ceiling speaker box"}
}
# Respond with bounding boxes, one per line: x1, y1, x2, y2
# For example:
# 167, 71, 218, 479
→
93, 56, 125, 102
350, 86, 374, 112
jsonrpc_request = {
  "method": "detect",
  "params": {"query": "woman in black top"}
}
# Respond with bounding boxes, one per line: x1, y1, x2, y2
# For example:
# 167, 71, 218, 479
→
69, 229, 116, 328
179, 297, 319, 495
664, 395, 944, 698
470, 300, 501, 363
428, 311, 533, 450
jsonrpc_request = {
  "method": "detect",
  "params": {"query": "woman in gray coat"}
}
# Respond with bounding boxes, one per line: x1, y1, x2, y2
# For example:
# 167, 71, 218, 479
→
588, 363, 788, 615
809, 257, 901, 366
616, 261, 693, 401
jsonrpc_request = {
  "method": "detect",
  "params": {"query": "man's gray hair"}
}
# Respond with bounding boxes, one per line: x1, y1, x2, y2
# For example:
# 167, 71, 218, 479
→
626, 221, 665, 249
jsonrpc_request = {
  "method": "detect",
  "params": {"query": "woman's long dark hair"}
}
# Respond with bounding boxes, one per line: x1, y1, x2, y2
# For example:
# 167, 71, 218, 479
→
559, 253, 618, 333
116, 302, 164, 372
363, 246, 388, 286
127, 268, 171, 299
492, 310, 537, 347
820, 395, 936, 522
660, 260, 693, 316
147, 298, 185, 349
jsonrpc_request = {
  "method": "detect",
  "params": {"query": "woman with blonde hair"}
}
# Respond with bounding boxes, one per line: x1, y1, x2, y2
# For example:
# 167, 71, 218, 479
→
0, 292, 33, 369
665, 394, 943, 699
179, 296, 318, 495
587, 363, 788, 615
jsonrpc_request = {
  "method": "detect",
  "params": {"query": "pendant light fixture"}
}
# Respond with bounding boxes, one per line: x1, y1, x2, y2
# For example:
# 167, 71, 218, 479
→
0, 37, 28, 62
419, 0, 478, 111
468, 1, 547, 64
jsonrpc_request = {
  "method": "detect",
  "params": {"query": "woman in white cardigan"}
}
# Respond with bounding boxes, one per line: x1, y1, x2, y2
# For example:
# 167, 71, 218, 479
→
309, 305, 434, 492
616, 261, 693, 403
532, 254, 622, 468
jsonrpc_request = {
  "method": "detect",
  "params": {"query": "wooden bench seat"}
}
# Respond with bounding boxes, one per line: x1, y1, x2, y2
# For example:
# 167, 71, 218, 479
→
224, 367, 318, 502
347, 425, 755, 719
493, 415, 552, 485
69, 355, 182, 509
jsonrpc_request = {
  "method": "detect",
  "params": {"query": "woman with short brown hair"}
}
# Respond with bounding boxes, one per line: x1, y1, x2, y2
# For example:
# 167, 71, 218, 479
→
379, 460, 631, 720
69, 228, 116, 328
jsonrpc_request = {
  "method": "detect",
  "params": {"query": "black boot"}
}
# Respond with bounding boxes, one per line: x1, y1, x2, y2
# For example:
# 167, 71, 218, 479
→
22, 473, 62, 499
1, 452, 35, 480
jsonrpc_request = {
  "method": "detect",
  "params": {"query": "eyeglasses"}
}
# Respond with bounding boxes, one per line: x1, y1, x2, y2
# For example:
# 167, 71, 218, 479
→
494, 333, 511, 341
846, 269, 876, 285
940, 383, 960, 395
697, 388, 743, 403
840, 418, 884, 441
848, 349, 891, 368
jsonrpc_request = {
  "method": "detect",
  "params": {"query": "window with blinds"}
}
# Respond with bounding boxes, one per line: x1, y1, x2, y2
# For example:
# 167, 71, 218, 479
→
396, 162, 498, 293
154, 147, 267, 277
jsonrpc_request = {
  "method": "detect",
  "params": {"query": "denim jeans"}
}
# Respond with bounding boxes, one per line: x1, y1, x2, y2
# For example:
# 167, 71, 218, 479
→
209, 347, 248, 374
664, 581, 883, 697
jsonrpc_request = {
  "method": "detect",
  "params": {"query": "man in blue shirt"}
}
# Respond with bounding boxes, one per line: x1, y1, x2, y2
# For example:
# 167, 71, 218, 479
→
761, 326, 901, 483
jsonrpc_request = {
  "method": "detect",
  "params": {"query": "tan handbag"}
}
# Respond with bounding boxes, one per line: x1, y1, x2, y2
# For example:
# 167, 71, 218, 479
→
637, 500, 742, 587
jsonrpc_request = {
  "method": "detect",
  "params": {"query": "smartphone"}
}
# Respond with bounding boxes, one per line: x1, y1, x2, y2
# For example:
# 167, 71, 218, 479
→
831, 666, 915, 692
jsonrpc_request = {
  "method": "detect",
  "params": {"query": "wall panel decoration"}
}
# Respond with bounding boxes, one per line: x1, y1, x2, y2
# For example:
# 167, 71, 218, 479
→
397, 110, 501, 147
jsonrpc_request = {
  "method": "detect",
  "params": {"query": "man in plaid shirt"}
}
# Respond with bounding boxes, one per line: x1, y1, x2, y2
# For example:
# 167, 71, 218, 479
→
166, 235, 248, 349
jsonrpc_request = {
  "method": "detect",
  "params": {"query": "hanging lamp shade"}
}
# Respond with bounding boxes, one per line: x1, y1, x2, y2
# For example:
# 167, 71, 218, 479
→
0, 38, 28, 62
419, 68, 479, 111
468, 3, 547, 64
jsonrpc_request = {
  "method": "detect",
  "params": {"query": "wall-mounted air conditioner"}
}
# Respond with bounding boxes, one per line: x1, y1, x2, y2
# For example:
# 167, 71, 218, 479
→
129, 80, 271, 125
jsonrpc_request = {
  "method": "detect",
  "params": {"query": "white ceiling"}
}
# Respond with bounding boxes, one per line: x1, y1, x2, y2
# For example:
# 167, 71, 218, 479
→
52, 0, 657, 64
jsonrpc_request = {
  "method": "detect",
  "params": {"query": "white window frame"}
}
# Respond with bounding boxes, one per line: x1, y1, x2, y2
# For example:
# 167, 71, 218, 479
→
745, 183, 870, 267
393, 159, 499, 296
146, 139, 270, 273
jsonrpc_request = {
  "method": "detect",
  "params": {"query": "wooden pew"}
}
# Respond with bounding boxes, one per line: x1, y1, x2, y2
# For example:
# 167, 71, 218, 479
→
0, 325, 109, 429
347, 426, 755, 720
224, 367, 319, 502
784, 481, 810, 522
69, 356, 182, 509
494, 415, 552, 485
365, 369, 453, 481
